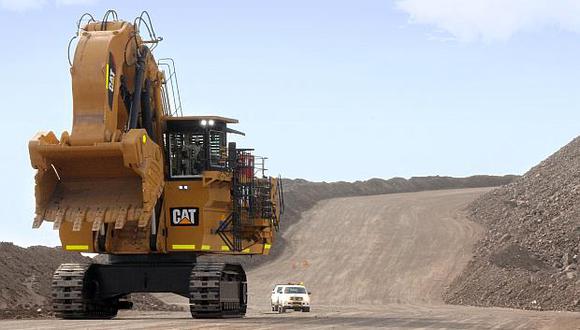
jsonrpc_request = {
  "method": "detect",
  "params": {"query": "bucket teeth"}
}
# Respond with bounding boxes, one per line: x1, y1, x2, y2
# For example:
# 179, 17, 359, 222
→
137, 208, 149, 228
114, 207, 128, 229
134, 208, 142, 221
53, 208, 67, 230
91, 208, 106, 231
32, 213, 44, 229
72, 209, 86, 232
127, 207, 136, 221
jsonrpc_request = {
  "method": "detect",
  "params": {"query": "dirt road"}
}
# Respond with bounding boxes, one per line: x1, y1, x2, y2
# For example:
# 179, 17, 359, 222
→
3, 188, 579, 329
249, 188, 487, 306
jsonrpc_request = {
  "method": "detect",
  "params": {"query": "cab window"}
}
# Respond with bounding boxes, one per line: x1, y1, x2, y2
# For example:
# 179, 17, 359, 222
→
166, 132, 205, 178
209, 130, 226, 167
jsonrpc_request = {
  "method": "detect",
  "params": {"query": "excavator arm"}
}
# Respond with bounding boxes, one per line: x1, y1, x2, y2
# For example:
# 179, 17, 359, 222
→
29, 15, 165, 248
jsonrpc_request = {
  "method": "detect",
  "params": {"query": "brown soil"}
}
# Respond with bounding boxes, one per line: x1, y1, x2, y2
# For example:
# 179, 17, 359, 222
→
0, 244, 182, 318
445, 136, 580, 311
0, 243, 90, 318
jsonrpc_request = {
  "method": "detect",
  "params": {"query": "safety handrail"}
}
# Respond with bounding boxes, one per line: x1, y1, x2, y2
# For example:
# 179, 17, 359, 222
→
158, 58, 183, 117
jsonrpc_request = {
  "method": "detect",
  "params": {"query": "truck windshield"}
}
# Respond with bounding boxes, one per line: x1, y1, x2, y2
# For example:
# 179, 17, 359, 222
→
284, 286, 306, 294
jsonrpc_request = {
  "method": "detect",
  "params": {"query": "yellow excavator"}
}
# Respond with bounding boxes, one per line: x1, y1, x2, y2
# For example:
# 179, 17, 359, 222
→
28, 10, 283, 319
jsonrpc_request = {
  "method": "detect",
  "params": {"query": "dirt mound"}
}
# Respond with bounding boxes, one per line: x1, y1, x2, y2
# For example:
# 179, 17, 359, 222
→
0, 244, 181, 319
0, 242, 90, 318
445, 136, 580, 311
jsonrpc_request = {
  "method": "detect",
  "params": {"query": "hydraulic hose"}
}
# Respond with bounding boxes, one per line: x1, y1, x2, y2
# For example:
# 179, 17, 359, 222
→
128, 46, 149, 130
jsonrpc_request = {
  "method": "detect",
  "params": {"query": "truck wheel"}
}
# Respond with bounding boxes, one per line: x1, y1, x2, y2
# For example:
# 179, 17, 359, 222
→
302, 307, 310, 312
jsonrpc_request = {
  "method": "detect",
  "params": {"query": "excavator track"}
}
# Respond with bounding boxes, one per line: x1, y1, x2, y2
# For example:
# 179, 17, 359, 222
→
51, 263, 118, 319
189, 262, 247, 318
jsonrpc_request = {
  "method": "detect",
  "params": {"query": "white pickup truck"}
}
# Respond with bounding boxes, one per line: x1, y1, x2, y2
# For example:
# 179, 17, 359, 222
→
270, 283, 311, 313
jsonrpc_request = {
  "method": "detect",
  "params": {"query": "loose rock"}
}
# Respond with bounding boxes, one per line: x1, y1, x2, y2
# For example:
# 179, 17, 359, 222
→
444, 136, 580, 312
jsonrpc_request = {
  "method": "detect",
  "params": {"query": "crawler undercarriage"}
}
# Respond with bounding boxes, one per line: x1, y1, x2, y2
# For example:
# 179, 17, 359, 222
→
52, 258, 247, 319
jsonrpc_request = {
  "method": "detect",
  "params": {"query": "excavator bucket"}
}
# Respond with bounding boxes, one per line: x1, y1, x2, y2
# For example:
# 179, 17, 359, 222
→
29, 129, 164, 232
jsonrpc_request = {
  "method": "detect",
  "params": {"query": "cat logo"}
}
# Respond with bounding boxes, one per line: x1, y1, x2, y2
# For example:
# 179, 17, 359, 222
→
107, 68, 115, 92
105, 52, 116, 110
170, 207, 199, 226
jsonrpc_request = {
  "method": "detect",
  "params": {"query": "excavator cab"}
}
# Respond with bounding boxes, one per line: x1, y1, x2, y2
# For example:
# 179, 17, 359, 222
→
164, 116, 243, 179
161, 116, 283, 255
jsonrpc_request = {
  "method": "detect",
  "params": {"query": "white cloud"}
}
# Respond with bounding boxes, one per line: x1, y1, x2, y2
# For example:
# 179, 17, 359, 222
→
0, 0, 97, 12
396, 0, 580, 42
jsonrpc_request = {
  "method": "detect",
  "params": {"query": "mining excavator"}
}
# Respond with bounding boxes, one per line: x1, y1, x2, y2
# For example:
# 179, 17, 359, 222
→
28, 11, 283, 319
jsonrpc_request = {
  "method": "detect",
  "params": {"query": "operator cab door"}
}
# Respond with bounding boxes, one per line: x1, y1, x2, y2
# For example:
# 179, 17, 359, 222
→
163, 125, 206, 252
162, 119, 227, 252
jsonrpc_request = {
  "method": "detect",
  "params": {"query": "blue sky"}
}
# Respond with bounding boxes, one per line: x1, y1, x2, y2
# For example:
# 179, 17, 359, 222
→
0, 0, 578, 246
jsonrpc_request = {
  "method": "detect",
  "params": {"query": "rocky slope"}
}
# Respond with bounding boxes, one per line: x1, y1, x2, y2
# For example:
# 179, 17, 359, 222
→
445, 137, 580, 311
